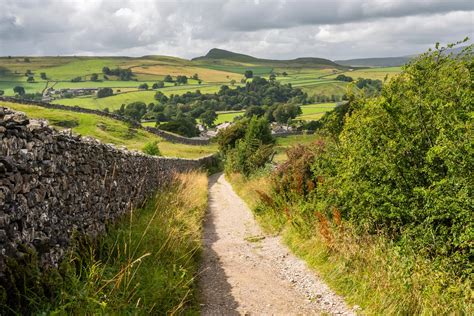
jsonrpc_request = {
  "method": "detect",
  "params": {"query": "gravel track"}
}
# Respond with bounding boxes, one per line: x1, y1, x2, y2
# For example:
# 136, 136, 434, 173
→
198, 173, 355, 315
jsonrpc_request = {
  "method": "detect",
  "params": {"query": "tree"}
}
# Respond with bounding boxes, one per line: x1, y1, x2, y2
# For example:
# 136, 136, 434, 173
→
335, 74, 353, 82
40, 72, 47, 80
90, 73, 99, 81
152, 81, 164, 89
154, 91, 168, 103
159, 116, 199, 137
138, 83, 149, 90
102, 66, 111, 75
123, 102, 147, 120
245, 105, 266, 118
272, 103, 302, 123
26, 76, 34, 82
13, 86, 25, 96
269, 73, 276, 81
0, 90, 4, 96
192, 73, 199, 80
71, 77, 82, 82
97, 87, 113, 98
230, 79, 236, 86
23, 58, 30, 62
244, 70, 253, 79
163, 75, 173, 82
282, 71, 288, 77
25, 69, 32, 76
176, 75, 188, 85
199, 110, 217, 128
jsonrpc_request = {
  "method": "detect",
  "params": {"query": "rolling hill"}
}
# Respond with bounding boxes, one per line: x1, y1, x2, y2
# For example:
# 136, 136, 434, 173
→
193, 48, 345, 68
335, 45, 468, 67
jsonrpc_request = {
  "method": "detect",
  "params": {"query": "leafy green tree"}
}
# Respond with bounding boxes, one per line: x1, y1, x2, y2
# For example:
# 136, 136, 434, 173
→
272, 103, 302, 123
90, 73, 99, 81
102, 66, 111, 74
163, 75, 173, 82
176, 75, 188, 84
269, 73, 276, 81
192, 73, 199, 80
40, 72, 47, 80
152, 81, 164, 89
244, 70, 253, 79
159, 116, 199, 137
138, 83, 149, 90
97, 87, 113, 98
26, 76, 34, 82
199, 110, 217, 128
154, 91, 168, 103
225, 116, 275, 175
123, 102, 147, 120
282, 71, 288, 77
245, 105, 266, 118
13, 86, 25, 95
0, 90, 4, 96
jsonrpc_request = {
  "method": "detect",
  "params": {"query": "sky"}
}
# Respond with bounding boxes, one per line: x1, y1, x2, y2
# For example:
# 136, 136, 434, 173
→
0, 0, 473, 60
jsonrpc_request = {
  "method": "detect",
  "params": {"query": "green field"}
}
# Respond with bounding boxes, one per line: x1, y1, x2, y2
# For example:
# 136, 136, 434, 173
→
52, 84, 223, 110
1, 101, 217, 158
298, 102, 336, 120
215, 111, 245, 124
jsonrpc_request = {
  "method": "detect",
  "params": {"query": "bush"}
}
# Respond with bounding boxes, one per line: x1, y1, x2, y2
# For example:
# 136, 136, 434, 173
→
142, 141, 161, 156
271, 43, 473, 276
224, 116, 275, 176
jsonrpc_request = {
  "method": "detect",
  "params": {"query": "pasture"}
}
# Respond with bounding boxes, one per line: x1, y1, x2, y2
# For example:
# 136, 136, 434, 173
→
298, 102, 336, 120
215, 111, 245, 124
2, 101, 217, 158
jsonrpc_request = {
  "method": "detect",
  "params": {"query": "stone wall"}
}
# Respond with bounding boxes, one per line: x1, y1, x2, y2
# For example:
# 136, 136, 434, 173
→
0, 96, 211, 145
0, 107, 218, 278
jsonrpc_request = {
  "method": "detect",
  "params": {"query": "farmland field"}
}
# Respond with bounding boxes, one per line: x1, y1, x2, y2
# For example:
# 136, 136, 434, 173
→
215, 111, 245, 124
298, 102, 336, 120
274, 133, 319, 162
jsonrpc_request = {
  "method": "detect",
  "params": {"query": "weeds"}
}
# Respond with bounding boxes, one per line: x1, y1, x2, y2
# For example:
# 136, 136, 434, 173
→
10, 171, 208, 315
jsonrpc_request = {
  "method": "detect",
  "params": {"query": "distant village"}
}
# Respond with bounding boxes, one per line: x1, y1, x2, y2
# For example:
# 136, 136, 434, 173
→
42, 87, 98, 102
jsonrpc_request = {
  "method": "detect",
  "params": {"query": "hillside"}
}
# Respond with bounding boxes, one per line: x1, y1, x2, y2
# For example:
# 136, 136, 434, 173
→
335, 45, 468, 67
193, 48, 344, 68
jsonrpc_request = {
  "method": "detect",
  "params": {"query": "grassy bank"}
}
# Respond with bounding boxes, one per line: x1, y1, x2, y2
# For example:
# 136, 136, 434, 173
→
9, 171, 208, 315
226, 172, 473, 315
1, 101, 218, 158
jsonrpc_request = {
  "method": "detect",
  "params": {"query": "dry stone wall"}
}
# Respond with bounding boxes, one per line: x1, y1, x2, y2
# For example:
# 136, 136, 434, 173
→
0, 106, 217, 278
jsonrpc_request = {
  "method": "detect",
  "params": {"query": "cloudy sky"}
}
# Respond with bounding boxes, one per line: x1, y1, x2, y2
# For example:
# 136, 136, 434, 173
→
0, 0, 473, 60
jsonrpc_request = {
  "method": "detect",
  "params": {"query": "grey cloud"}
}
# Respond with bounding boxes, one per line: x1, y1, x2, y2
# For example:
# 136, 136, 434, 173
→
0, 0, 472, 59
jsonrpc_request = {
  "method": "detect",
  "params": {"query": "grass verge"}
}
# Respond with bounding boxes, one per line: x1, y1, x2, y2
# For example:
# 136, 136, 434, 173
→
7, 171, 208, 315
226, 171, 473, 315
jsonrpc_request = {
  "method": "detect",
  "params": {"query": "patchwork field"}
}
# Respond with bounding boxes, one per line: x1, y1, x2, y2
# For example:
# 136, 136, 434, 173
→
298, 102, 337, 120
1, 101, 217, 158
131, 64, 241, 82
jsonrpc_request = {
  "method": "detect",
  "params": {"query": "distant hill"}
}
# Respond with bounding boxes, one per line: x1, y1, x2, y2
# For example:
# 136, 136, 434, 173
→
193, 48, 345, 68
335, 46, 469, 67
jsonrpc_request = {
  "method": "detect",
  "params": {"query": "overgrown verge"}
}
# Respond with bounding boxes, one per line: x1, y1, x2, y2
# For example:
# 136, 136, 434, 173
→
226, 42, 473, 315
2, 171, 208, 315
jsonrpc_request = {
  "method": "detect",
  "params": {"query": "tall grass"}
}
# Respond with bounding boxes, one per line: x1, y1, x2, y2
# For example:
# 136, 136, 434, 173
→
32, 171, 208, 315
227, 171, 473, 315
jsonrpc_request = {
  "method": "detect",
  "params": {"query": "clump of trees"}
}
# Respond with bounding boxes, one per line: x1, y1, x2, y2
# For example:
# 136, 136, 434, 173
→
97, 88, 113, 98
102, 67, 133, 80
335, 74, 353, 82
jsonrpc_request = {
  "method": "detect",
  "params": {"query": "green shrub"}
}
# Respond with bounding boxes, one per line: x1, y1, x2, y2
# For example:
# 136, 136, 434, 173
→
142, 141, 161, 156
271, 42, 473, 281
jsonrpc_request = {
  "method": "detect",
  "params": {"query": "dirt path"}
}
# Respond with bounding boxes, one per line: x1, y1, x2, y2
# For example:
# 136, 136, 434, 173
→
198, 173, 355, 315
